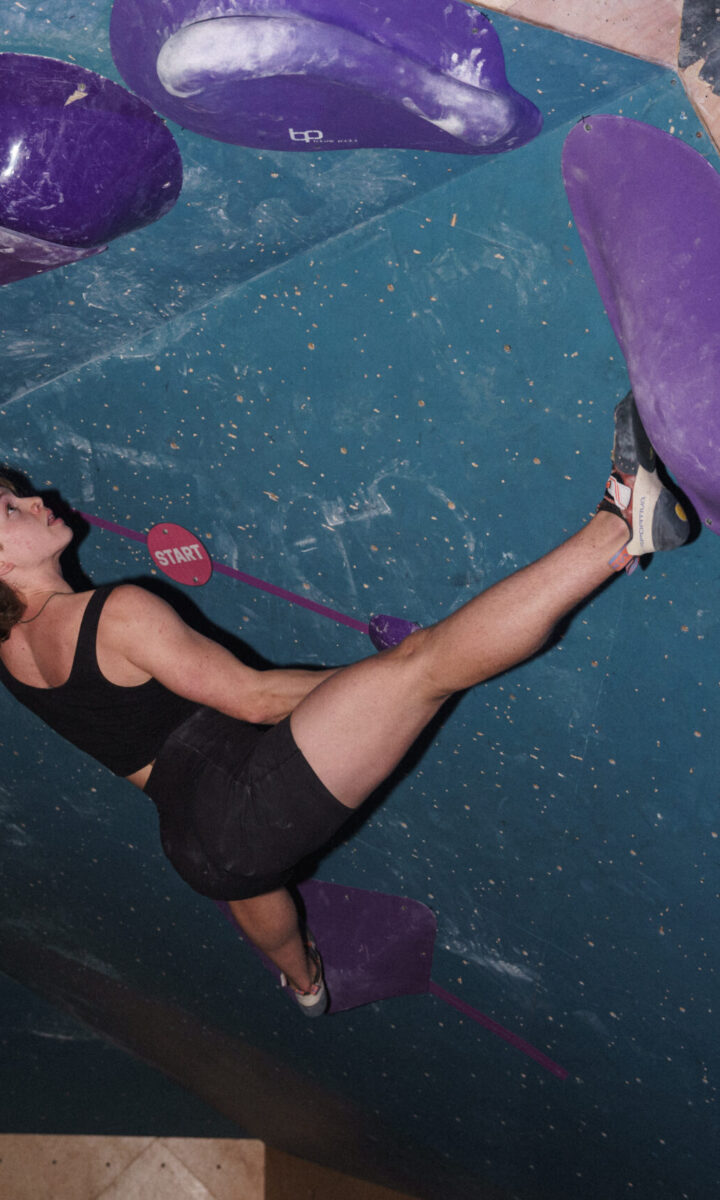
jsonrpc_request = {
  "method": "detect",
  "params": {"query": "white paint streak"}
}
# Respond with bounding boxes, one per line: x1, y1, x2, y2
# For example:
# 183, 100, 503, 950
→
321, 488, 391, 529
94, 442, 167, 470
443, 932, 540, 984
441, 919, 540, 983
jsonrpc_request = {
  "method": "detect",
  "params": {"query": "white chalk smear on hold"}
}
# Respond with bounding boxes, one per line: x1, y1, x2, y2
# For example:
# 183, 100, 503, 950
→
157, 15, 514, 147
447, 47, 486, 87
158, 17, 327, 97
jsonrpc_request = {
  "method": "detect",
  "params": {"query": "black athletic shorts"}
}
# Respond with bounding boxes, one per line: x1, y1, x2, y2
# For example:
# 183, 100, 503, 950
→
144, 706, 350, 900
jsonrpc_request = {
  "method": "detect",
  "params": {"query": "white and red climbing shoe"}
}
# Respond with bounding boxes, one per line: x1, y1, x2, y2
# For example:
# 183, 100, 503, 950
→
281, 932, 328, 1018
598, 391, 689, 573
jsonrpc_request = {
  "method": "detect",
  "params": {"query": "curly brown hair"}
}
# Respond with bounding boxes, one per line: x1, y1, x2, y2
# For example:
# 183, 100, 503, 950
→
0, 474, 27, 641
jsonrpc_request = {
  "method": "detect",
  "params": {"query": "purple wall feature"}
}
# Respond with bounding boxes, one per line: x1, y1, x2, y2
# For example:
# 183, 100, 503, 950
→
0, 54, 182, 252
216, 880, 437, 1013
368, 614, 421, 650
110, 0, 542, 154
0, 226, 105, 288
563, 115, 720, 533
216, 883, 569, 1076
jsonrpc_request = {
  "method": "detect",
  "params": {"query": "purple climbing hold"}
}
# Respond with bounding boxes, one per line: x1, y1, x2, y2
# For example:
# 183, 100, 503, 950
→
368, 614, 422, 651
216, 879, 437, 1014
563, 115, 720, 535
0, 227, 105, 288
0, 53, 182, 284
110, 0, 542, 154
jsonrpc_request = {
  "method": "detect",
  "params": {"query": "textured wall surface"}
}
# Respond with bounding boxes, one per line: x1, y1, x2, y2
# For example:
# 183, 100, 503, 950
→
1, 5, 719, 1200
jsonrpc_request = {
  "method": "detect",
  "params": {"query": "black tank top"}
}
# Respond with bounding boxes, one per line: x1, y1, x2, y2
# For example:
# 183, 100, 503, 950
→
0, 586, 199, 776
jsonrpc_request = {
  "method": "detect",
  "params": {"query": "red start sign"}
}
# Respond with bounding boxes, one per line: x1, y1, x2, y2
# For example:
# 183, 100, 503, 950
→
147, 522, 212, 586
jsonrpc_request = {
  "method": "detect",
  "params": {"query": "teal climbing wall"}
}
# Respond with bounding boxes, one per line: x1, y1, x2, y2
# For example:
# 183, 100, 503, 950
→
1, 6, 719, 1199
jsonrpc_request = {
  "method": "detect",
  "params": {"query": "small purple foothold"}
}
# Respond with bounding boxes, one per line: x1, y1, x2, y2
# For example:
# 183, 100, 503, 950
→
368, 614, 422, 651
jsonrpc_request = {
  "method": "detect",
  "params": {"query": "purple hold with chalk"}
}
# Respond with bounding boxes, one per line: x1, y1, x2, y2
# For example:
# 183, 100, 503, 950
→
110, 0, 542, 154
563, 115, 720, 535
368, 614, 422, 651
0, 54, 182, 285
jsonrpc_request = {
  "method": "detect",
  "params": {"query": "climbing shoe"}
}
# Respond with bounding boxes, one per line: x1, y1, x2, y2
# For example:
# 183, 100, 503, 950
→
281, 932, 328, 1017
598, 391, 689, 573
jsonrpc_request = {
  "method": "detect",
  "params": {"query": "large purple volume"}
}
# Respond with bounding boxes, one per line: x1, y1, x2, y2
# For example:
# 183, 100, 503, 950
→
110, 0, 542, 154
0, 54, 182, 283
563, 115, 720, 534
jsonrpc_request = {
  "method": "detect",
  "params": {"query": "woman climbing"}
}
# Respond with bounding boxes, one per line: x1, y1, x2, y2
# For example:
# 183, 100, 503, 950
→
0, 394, 688, 1015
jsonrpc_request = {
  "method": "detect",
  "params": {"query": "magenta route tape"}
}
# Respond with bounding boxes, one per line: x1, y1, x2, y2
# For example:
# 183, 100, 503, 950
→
80, 512, 148, 543
78, 509, 369, 634
428, 981, 569, 1080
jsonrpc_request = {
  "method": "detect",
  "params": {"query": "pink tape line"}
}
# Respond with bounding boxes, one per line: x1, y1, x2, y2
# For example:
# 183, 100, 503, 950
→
429, 981, 569, 1079
77, 510, 369, 635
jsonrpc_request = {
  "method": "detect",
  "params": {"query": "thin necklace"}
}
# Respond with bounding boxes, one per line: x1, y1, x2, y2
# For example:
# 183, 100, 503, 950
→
18, 591, 68, 624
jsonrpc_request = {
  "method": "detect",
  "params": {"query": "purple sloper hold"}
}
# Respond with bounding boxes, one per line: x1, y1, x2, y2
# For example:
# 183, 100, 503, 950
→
215, 883, 570, 1074
216, 880, 436, 1013
562, 115, 720, 534
368, 613, 421, 651
110, 0, 542, 154
0, 226, 105, 287
0, 54, 182, 250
